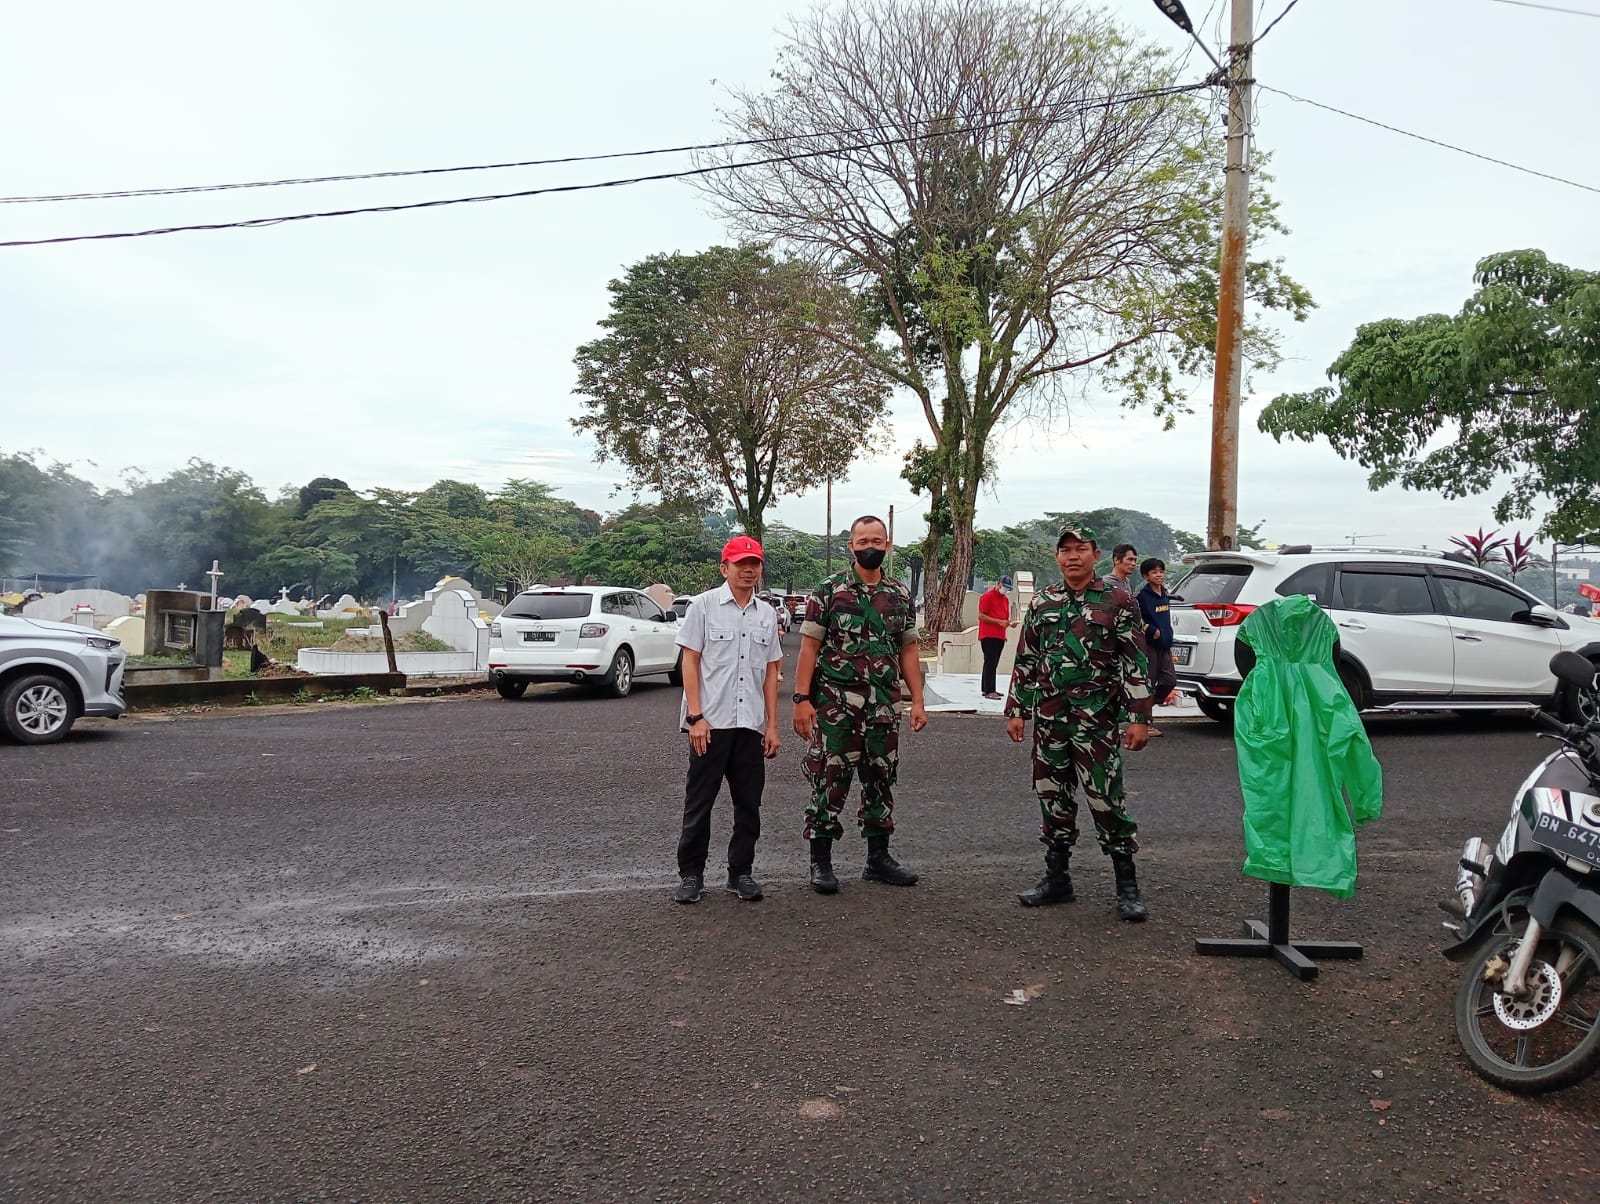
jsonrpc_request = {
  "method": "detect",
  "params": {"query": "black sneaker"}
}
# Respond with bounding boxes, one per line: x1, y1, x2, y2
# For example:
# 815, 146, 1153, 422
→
673, 874, 704, 904
725, 873, 764, 902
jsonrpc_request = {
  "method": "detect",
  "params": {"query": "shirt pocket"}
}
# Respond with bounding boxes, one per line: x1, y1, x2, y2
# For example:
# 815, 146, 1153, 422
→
707, 627, 736, 645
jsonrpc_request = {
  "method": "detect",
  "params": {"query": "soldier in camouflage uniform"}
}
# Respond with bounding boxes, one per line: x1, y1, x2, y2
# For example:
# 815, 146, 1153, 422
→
792, 515, 927, 893
1005, 525, 1152, 920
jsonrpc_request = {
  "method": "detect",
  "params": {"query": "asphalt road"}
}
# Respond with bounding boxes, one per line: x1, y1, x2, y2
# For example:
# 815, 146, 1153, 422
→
4, 651, 1599, 1202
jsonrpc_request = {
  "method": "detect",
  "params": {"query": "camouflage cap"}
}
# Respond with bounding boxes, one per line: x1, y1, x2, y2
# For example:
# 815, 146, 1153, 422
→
1055, 525, 1099, 549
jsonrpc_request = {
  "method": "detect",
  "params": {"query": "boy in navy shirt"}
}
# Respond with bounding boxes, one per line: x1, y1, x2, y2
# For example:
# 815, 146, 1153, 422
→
1137, 558, 1176, 737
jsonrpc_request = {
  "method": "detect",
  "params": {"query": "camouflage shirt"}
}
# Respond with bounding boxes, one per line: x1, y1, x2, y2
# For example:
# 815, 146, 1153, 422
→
1004, 576, 1152, 724
800, 568, 918, 723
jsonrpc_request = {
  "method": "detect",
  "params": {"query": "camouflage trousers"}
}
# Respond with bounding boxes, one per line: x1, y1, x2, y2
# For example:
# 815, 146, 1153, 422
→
802, 706, 900, 840
1030, 712, 1139, 856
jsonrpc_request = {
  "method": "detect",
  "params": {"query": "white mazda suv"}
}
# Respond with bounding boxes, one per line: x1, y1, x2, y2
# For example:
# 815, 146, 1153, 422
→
487, 586, 683, 700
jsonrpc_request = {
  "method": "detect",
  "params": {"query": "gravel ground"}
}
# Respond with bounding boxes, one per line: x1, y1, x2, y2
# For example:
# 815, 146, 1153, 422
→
3, 649, 1598, 1202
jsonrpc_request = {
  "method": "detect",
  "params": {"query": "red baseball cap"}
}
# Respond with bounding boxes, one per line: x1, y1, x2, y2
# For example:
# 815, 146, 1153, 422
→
721, 535, 764, 562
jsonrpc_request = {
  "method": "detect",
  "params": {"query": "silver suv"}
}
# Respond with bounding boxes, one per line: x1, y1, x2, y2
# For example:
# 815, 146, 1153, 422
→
1171, 546, 1600, 724
0, 614, 128, 744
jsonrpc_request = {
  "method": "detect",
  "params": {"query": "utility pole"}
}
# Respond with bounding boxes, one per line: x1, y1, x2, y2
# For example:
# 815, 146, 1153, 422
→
886, 504, 895, 581
824, 477, 833, 577
1205, 0, 1253, 552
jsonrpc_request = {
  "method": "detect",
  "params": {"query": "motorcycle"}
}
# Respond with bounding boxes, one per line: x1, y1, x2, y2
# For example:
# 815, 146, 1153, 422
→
1441, 650, 1600, 1093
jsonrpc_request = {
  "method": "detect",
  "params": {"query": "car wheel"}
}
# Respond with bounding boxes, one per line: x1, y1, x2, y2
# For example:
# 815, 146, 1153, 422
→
1, 672, 77, 744
1196, 695, 1233, 726
667, 651, 684, 687
604, 648, 634, 698
1558, 661, 1600, 724
495, 678, 529, 701
1337, 660, 1370, 711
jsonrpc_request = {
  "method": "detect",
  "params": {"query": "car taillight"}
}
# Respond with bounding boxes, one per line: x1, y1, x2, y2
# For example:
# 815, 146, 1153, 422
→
579, 623, 609, 640
1195, 603, 1256, 627
490, 622, 502, 638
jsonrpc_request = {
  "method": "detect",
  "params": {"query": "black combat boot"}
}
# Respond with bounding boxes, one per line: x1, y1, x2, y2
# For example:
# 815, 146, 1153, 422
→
862, 834, 918, 886
1017, 846, 1075, 907
1111, 853, 1148, 921
809, 838, 839, 894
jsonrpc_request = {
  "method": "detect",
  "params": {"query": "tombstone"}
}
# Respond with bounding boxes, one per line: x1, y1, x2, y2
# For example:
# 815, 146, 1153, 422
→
22, 588, 135, 624
143, 589, 225, 672
422, 589, 489, 653
225, 605, 267, 651
316, 593, 363, 619
104, 615, 146, 650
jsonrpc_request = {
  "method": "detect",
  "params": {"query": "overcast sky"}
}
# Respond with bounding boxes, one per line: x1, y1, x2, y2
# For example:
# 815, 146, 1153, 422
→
4, 0, 1596, 554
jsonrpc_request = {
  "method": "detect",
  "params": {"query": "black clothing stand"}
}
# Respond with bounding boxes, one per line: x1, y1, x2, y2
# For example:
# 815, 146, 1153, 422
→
1195, 881, 1363, 981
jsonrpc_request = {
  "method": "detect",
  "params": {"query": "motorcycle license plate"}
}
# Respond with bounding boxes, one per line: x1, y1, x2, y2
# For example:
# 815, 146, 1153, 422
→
1531, 813, 1600, 871
1173, 644, 1192, 666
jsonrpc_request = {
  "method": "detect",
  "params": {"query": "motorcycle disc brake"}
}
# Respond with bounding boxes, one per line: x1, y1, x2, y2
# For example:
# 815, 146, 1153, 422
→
1493, 961, 1563, 1031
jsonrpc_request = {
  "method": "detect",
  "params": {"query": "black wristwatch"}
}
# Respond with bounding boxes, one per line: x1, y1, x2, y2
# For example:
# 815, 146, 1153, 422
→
792, 692, 811, 704
686, 713, 705, 724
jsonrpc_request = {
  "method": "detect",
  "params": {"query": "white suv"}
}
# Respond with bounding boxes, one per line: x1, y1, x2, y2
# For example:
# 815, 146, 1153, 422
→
1170, 547, 1600, 724
0, 614, 127, 743
487, 586, 684, 700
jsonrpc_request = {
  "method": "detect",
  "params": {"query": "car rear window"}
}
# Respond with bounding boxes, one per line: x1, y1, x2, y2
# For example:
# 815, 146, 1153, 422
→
501, 592, 593, 620
1171, 563, 1250, 605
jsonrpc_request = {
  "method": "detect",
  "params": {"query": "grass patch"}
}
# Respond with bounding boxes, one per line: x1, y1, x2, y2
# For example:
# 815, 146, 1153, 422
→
327, 630, 450, 653
257, 615, 363, 660
126, 653, 194, 668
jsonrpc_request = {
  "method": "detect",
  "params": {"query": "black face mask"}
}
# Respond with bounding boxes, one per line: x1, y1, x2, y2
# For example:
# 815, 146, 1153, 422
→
852, 547, 887, 571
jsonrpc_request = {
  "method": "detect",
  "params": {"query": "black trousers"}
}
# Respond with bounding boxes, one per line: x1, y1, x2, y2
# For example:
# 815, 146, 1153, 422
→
980, 637, 1007, 695
1148, 646, 1177, 708
677, 727, 765, 877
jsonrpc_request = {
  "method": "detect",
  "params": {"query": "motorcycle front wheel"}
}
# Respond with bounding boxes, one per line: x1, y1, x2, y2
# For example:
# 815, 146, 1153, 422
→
1454, 911, 1600, 1094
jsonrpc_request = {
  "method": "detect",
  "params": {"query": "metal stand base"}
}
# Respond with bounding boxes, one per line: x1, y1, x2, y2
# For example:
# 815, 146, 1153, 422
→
1195, 882, 1363, 981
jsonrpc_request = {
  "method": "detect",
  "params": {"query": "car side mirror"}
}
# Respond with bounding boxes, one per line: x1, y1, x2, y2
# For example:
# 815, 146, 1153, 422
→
1516, 607, 1559, 628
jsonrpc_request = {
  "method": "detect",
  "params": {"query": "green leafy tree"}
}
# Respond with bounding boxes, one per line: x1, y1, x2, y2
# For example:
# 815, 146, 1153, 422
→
569, 502, 719, 592
103, 459, 282, 593
304, 487, 420, 600
1260, 249, 1600, 541
295, 476, 352, 520
490, 479, 600, 543
573, 245, 891, 543
469, 529, 575, 594
704, 0, 1311, 630
258, 544, 360, 599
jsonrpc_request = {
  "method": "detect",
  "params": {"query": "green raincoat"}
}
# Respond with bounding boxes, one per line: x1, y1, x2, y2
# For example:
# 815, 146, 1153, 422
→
1233, 594, 1383, 899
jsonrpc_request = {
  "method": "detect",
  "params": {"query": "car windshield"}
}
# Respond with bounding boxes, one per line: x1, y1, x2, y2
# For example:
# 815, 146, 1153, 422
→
501, 592, 593, 620
1172, 563, 1250, 605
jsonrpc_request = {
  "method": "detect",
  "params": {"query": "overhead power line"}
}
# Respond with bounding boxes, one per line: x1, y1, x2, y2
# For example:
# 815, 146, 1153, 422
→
0, 82, 1210, 249
1487, 0, 1600, 17
1, 90, 1201, 207
1258, 84, 1600, 196
1252, 0, 1303, 46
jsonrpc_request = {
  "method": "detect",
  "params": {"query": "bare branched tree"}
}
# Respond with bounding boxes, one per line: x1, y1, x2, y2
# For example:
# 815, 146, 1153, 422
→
701, 0, 1310, 630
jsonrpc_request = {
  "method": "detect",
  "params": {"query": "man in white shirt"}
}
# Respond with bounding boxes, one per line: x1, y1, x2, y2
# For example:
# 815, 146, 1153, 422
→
673, 535, 785, 904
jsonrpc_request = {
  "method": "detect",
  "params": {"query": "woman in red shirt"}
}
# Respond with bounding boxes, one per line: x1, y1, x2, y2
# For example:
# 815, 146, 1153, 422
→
977, 576, 1014, 699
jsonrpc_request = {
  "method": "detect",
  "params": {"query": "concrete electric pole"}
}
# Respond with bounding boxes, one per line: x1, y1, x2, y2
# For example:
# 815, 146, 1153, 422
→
1205, 0, 1254, 553
1153, 0, 1254, 552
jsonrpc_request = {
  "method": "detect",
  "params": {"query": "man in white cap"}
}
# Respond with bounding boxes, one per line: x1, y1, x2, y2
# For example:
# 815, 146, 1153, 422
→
672, 535, 785, 904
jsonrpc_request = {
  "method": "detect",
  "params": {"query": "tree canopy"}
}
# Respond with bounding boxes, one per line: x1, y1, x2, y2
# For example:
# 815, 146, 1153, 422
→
1259, 249, 1600, 541
701, 0, 1310, 629
572, 245, 890, 543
